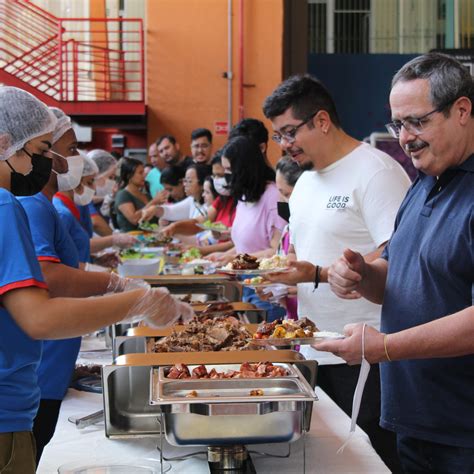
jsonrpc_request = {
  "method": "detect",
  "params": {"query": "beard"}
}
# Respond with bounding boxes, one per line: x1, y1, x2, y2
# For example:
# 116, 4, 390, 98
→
299, 160, 314, 171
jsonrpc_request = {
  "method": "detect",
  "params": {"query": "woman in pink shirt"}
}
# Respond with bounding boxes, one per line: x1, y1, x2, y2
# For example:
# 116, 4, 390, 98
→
210, 136, 287, 321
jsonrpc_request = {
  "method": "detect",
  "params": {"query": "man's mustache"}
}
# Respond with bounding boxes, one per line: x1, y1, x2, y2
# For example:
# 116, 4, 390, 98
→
405, 140, 428, 152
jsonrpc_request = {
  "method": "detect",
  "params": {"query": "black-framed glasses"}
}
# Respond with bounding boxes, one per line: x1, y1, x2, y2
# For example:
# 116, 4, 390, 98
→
272, 111, 318, 144
385, 100, 455, 139
191, 143, 210, 149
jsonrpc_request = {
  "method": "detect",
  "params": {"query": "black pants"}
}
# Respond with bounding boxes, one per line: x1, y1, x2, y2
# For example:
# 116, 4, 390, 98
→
397, 434, 474, 474
32, 399, 62, 467
317, 363, 402, 473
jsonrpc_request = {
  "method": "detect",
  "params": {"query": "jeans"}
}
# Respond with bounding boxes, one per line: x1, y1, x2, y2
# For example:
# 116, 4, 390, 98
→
397, 434, 474, 474
242, 286, 286, 322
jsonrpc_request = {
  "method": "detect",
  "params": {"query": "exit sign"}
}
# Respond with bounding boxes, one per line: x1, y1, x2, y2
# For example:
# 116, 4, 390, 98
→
214, 121, 229, 135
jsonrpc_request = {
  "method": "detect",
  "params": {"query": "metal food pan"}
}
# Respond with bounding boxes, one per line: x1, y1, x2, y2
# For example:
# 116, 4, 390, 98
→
151, 365, 314, 407
160, 410, 306, 446
102, 353, 315, 439
150, 364, 316, 446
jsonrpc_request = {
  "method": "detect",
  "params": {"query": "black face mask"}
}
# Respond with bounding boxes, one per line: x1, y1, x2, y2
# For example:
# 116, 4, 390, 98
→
6, 149, 52, 196
277, 201, 290, 222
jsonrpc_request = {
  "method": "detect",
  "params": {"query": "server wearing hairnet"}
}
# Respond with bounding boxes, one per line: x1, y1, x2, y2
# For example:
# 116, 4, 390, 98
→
0, 87, 194, 473
18, 107, 151, 463
54, 153, 136, 264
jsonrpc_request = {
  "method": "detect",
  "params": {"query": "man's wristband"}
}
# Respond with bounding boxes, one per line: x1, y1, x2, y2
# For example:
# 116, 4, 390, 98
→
312, 265, 321, 292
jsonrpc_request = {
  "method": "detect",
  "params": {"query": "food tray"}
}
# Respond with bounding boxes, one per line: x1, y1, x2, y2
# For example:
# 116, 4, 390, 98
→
149, 363, 317, 446
217, 267, 291, 276
151, 364, 314, 406
250, 331, 345, 347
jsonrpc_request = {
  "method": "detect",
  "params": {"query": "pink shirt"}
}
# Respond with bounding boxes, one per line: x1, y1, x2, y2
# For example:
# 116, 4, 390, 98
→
231, 183, 286, 254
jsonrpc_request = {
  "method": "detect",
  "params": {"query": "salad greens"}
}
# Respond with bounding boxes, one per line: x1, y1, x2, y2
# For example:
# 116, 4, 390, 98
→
202, 219, 228, 232
120, 249, 156, 260
179, 247, 202, 263
138, 222, 160, 232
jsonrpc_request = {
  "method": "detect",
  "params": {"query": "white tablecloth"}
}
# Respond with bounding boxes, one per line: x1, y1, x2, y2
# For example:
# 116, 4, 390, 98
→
38, 387, 389, 473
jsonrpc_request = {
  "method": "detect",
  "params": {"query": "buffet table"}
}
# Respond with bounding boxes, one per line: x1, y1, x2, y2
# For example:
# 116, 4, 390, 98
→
38, 387, 389, 473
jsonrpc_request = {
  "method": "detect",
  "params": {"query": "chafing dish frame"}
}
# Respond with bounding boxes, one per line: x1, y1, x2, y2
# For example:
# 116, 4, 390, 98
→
102, 354, 317, 439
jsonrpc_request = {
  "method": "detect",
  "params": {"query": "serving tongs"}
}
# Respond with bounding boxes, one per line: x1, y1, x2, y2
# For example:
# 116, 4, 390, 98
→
68, 409, 104, 429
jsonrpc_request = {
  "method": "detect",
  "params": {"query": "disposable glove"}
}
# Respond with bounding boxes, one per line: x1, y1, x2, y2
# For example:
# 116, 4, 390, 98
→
111, 233, 138, 249
123, 287, 194, 328
106, 272, 150, 293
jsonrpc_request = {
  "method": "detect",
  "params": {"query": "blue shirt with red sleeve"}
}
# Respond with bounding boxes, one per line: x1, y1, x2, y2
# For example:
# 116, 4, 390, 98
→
53, 193, 91, 263
0, 189, 48, 433
19, 192, 82, 400
79, 203, 95, 238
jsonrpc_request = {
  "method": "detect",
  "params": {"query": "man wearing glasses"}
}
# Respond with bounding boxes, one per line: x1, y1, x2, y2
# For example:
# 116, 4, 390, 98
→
263, 74, 410, 472
190, 127, 213, 165
318, 53, 474, 473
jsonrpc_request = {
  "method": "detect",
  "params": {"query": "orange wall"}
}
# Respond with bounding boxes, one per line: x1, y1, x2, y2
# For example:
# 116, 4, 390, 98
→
146, 0, 284, 165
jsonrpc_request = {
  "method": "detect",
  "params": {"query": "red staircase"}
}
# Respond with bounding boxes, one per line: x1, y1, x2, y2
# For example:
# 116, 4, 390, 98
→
0, 0, 145, 115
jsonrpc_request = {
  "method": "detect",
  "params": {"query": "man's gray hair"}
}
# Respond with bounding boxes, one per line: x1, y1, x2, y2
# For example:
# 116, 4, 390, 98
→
392, 52, 474, 115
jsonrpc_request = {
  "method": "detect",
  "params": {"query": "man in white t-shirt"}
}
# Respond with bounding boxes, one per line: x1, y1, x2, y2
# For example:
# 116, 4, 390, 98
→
263, 75, 411, 472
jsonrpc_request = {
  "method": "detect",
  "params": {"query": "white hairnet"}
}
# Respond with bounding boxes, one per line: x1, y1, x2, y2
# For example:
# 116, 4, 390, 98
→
0, 86, 57, 160
50, 107, 72, 144
87, 149, 117, 175
82, 154, 99, 177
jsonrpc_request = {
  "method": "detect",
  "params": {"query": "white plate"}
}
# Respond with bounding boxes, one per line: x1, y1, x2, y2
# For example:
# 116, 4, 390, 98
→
250, 332, 345, 346
139, 247, 165, 254
217, 267, 291, 276
182, 259, 214, 267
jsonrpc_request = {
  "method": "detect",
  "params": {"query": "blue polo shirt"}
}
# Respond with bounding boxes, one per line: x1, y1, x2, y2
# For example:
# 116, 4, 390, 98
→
79, 203, 95, 238
380, 154, 474, 448
0, 189, 47, 432
53, 193, 91, 263
19, 192, 82, 401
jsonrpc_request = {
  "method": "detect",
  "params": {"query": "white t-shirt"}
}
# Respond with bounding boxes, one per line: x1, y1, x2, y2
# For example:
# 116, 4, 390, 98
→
289, 143, 411, 364
161, 196, 207, 221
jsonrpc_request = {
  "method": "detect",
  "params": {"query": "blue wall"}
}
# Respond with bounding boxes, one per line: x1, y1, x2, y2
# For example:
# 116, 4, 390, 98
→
308, 54, 417, 140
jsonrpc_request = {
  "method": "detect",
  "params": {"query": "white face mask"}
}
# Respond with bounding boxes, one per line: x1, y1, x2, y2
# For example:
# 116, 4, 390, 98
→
52, 153, 84, 191
213, 176, 231, 196
95, 178, 115, 197
74, 186, 95, 206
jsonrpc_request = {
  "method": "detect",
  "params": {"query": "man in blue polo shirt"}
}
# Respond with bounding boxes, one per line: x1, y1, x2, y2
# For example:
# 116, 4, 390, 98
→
319, 53, 474, 473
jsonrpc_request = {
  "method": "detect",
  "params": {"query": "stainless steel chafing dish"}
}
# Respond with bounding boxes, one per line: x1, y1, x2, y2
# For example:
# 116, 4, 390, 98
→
102, 352, 317, 439
150, 363, 317, 446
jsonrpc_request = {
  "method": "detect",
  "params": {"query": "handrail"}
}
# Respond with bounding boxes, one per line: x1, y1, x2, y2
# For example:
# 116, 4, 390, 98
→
0, 0, 144, 104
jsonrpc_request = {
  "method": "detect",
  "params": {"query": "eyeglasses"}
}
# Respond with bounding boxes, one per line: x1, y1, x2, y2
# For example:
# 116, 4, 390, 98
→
385, 101, 454, 139
272, 111, 318, 145
191, 143, 210, 149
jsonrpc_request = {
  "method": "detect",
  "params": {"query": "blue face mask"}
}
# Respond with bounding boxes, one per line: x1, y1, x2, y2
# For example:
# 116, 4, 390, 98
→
6, 149, 52, 196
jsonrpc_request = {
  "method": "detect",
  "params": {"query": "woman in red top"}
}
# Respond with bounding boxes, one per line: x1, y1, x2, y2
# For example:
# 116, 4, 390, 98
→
160, 153, 237, 255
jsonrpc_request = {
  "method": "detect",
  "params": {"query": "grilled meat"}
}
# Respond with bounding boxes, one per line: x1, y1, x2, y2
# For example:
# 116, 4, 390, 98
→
165, 362, 289, 380
153, 316, 254, 353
